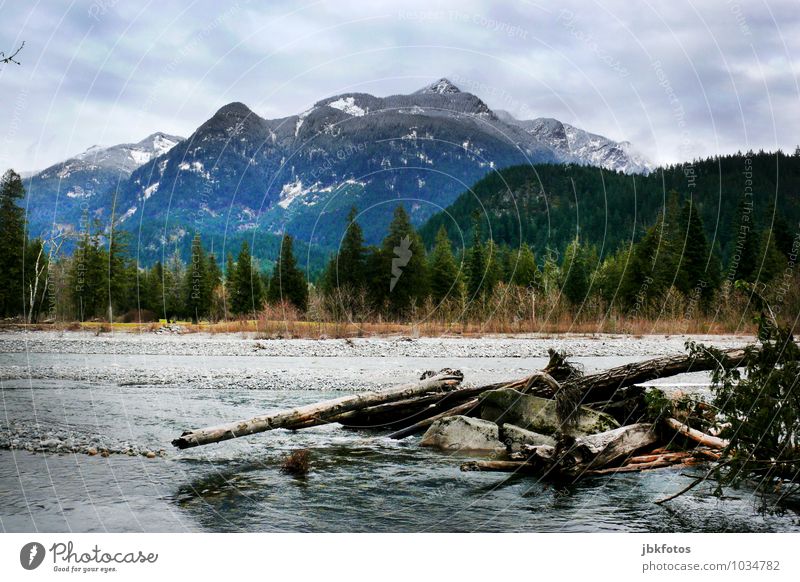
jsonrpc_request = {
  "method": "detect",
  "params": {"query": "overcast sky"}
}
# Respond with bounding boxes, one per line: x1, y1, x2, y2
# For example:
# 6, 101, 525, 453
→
1, 0, 798, 172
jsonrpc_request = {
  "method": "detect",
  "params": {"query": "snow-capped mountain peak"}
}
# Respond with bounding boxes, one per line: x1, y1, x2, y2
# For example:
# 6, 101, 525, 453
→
415, 78, 462, 95
497, 111, 652, 174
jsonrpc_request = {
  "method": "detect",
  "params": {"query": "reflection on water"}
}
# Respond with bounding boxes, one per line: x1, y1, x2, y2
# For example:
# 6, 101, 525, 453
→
1, 352, 799, 532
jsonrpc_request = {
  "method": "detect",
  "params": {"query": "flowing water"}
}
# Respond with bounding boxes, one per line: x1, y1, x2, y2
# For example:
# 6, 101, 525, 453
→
1, 339, 799, 533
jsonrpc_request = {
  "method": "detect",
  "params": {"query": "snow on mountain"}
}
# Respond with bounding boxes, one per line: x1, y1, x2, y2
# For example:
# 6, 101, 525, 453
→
327, 96, 366, 117
414, 77, 462, 95
497, 111, 652, 174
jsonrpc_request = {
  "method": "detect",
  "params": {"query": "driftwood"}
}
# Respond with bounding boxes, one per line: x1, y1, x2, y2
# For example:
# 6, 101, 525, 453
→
664, 417, 729, 449
461, 460, 538, 473
554, 423, 659, 476
172, 345, 751, 452
572, 348, 749, 403
588, 457, 691, 475
172, 370, 463, 449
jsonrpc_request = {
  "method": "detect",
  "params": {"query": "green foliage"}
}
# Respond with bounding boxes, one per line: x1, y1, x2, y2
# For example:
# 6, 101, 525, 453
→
561, 238, 593, 306
267, 234, 308, 311
0, 170, 26, 317
374, 206, 429, 316
690, 317, 800, 503
68, 220, 108, 320
466, 219, 486, 300
428, 226, 462, 304
231, 241, 264, 316
184, 232, 211, 323
507, 243, 539, 289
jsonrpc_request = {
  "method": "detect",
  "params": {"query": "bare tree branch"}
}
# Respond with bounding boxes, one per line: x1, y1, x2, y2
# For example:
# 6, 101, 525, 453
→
1, 41, 25, 65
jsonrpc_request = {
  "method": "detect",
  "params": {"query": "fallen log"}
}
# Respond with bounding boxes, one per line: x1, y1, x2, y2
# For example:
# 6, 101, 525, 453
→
555, 423, 659, 475
587, 457, 689, 475
387, 398, 480, 440
664, 417, 729, 450
626, 451, 691, 465
460, 460, 538, 474
572, 347, 749, 403
338, 382, 506, 430
172, 370, 463, 449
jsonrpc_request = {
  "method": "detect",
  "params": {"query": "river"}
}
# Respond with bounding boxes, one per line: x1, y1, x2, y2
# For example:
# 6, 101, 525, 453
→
1, 331, 797, 532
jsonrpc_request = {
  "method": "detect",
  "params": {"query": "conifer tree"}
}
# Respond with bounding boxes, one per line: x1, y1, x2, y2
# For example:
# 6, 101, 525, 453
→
561, 238, 590, 306
675, 199, 720, 305
507, 243, 539, 289
107, 222, 132, 319
466, 220, 486, 300
231, 241, 263, 316
335, 206, 366, 291
69, 220, 107, 320
185, 232, 210, 323
267, 234, 307, 311
428, 226, 461, 304
0, 170, 26, 317
379, 206, 428, 315
727, 195, 760, 283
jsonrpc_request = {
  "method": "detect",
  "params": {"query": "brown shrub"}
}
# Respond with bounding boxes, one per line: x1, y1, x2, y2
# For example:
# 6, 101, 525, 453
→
281, 449, 311, 476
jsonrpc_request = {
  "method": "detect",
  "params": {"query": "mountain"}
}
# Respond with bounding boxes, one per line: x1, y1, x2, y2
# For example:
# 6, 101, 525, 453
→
23, 132, 183, 238
21, 78, 651, 266
495, 111, 652, 174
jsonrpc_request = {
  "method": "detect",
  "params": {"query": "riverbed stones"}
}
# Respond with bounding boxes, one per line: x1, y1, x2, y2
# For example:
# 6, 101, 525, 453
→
500, 424, 556, 451
420, 416, 505, 452
479, 388, 619, 437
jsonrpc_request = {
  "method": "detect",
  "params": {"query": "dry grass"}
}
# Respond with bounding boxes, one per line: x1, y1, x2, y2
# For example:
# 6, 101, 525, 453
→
281, 449, 311, 476
0, 315, 756, 338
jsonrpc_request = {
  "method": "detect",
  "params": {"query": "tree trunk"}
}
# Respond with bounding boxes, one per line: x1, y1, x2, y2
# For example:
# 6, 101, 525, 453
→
573, 348, 749, 403
172, 371, 463, 449
664, 417, 729, 449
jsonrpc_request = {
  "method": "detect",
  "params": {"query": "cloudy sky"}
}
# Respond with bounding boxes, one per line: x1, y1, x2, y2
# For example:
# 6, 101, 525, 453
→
1, 0, 798, 172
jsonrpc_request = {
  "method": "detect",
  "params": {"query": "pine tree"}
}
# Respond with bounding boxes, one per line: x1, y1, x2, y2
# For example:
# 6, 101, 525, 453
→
107, 223, 132, 320
619, 221, 661, 310
231, 241, 264, 316
428, 226, 461, 304
267, 234, 308, 311
727, 194, 760, 283
184, 232, 210, 323
224, 252, 236, 317
379, 206, 429, 315
163, 248, 185, 322
561, 238, 590, 306
466, 220, 486, 300
675, 199, 720, 305
334, 206, 366, 291
757, 231, 786, 284
145, 261, 165, 318
68, 220, 108, 320
507, 243, 539, 289
484, 240, 505, 295
206, 252, 223, 313
0, 170, 26, 317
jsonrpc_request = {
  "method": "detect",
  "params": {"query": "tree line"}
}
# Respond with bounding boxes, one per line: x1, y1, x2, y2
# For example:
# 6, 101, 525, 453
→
1, 165, 797, 327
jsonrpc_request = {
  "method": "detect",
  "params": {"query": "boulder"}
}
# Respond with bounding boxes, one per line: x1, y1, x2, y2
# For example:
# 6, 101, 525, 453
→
479, 388, 619, 437
500, 424, 556, 451
420, 416, 505, 453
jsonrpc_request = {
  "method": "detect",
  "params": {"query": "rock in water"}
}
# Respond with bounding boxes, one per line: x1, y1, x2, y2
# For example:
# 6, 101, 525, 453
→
501, 424, 556, 451
420, 416, 505, 453
479, 389, 618, 437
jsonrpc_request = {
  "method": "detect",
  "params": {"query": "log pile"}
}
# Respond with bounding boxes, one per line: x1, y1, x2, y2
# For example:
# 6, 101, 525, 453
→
172, 347, 750, 490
